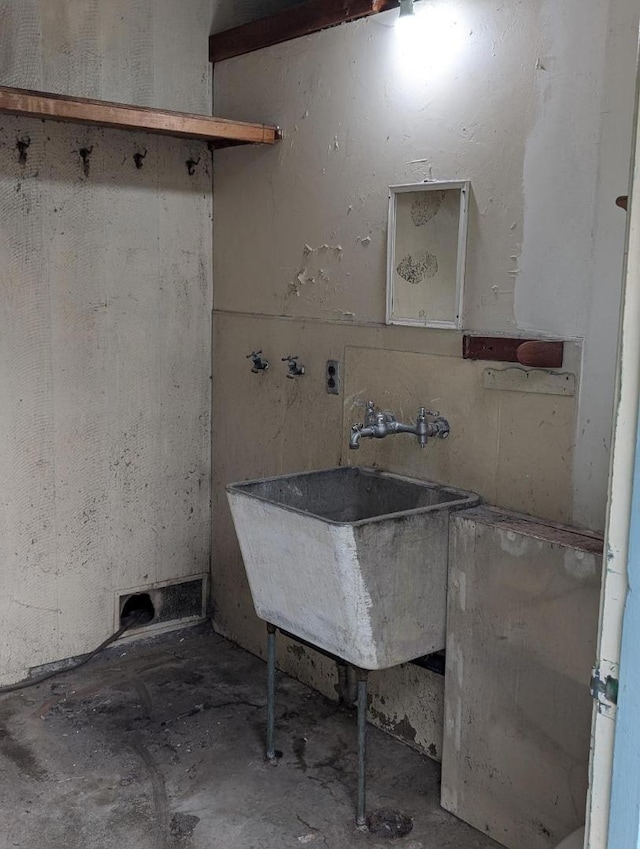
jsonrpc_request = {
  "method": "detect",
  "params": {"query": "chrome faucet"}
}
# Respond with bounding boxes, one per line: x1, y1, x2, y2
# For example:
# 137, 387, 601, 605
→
349, 401, 450, 450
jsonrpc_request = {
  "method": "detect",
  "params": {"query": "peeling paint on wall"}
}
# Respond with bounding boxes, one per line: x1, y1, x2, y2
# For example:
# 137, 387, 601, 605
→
214, 1, 638, 528
288, 243, 344, 299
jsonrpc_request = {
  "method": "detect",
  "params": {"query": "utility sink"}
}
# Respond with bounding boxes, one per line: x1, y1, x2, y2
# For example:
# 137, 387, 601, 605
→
226, 467, 479, 670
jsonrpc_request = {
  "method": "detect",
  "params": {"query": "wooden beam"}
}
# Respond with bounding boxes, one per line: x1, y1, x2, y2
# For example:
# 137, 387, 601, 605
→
209, 0, 397, 63
0, 86, 279, 146
463, 335, 564, 368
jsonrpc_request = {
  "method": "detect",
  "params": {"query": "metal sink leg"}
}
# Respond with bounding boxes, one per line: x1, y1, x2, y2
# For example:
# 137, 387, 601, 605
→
266, 623, 277, 762
356, 668, 369, 829
264, 625, 369, 828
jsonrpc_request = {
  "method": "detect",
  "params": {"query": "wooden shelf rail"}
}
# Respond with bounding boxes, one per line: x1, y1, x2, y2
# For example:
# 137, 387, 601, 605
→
0, 86, 280, 147
209, 0, 397, 63
209, 0, 400, 62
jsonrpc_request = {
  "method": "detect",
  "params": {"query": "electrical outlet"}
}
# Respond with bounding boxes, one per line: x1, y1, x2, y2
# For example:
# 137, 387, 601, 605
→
326, 360, 341, 395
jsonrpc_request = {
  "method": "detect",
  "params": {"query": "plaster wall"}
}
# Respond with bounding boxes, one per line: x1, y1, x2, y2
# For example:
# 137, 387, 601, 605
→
212, 1, 639, 756
214, 0, 638, 528
0, 0, 214, 685
443, 508, 602, 849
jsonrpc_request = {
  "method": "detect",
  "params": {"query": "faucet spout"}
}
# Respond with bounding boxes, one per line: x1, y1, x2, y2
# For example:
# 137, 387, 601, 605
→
349, 424, 375, 449
348, 403, 450, 450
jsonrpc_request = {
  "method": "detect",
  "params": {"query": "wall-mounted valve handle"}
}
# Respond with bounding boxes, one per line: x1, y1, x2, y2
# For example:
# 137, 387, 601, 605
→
434, 419, 450, 438
282, 355, 305, 378
247, 350, 269, 373
417, 407, 449, 438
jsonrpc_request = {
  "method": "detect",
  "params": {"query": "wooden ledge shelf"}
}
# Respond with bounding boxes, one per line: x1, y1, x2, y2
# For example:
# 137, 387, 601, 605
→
0, 86, 280, 147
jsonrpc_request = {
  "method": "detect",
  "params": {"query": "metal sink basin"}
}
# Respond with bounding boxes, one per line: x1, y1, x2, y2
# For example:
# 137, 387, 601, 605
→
226, 467, 479, 670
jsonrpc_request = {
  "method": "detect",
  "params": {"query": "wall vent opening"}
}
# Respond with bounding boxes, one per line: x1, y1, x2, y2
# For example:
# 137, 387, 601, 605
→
120, 593, 155, 628
117, 577, 206, 633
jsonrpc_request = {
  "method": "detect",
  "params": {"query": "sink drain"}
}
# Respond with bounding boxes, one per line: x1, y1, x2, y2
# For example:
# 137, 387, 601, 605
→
367, 810, 414, 838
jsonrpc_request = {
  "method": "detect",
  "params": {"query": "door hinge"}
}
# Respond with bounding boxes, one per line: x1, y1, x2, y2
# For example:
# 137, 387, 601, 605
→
591, 666, 619, 708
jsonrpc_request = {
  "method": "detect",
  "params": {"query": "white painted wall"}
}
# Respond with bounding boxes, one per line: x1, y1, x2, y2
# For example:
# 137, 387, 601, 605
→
214, 0, 639, 531
0, 0, 214, 685
516, 0, 639, 528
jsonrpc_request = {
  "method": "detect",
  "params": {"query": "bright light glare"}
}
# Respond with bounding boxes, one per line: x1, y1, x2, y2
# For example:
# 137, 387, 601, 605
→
394, 3, 465, 81
395, 12, 415, 36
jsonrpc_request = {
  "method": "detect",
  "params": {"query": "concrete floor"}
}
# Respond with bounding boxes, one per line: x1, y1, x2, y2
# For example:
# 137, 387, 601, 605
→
0, 627, 501, 849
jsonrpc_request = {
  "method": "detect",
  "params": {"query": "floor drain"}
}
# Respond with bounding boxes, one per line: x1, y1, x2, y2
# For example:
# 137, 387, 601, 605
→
367, 810, 414, 839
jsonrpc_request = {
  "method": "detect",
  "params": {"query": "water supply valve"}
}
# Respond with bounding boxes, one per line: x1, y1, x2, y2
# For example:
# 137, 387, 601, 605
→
247, 351, 269, 373
282, 355, 305, 379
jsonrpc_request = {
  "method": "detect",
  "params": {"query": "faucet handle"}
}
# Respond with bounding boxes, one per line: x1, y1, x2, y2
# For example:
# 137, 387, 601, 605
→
419, 408, 440, 418
247, 350, 269, 373
363, 400, 377, 425
282, 354, 305, 378
433, 415, 450, 439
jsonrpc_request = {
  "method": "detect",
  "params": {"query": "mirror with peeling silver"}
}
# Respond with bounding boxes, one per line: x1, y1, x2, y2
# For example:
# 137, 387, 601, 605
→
386, 180, 469, 329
